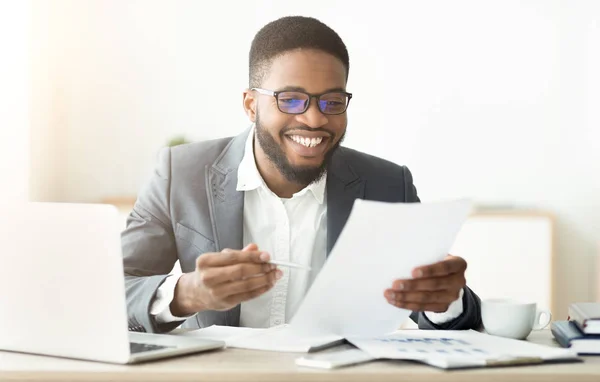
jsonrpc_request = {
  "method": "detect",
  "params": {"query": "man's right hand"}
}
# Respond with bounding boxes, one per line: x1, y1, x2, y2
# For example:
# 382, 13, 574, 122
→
169, 243, 281, 317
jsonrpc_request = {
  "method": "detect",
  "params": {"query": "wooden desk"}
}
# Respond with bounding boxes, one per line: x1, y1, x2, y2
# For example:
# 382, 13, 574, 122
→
0, 331, 598, 382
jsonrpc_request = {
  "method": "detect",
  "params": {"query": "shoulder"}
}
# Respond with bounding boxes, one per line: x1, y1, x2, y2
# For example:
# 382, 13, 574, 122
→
170, 136, 234, 165
330, 146, 420, 203
335, 146, 413, 187
155, 136, 235, 176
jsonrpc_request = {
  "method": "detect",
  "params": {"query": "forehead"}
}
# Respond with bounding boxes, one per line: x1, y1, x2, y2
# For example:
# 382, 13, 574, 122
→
261, 49, 347, 93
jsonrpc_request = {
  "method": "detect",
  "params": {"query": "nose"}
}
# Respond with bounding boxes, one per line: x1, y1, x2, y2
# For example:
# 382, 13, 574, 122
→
295, 97, 329, 128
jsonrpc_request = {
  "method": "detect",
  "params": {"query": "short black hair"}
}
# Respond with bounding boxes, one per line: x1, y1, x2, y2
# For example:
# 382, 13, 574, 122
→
249, 16, 349, 88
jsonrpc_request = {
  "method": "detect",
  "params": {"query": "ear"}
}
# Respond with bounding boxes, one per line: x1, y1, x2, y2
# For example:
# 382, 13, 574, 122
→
242, 89, 257, 122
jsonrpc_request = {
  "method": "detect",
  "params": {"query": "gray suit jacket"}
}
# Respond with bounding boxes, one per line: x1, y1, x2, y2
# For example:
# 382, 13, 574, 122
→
123, 128, 482, 333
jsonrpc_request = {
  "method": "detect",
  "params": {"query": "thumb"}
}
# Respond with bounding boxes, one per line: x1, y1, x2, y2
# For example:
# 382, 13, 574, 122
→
242, 243, 258, 251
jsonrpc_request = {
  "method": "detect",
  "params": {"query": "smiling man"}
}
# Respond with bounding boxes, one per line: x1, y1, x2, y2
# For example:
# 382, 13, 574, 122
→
122, 16, 482, 333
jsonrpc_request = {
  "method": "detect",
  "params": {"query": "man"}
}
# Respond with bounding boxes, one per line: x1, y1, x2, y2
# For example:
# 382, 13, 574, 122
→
123, 16, 482, 334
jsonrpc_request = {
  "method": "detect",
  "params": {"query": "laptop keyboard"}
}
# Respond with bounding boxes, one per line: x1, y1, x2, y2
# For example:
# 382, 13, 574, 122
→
129, 342, 174, 354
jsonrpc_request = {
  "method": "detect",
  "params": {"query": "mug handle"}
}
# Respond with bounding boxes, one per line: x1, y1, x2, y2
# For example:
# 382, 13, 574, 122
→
533, 309, 552, 330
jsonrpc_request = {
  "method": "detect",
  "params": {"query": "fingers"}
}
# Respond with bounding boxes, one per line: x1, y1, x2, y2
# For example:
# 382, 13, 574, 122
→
197, 249, 270, 268
210, 269, 283, 299
384, 289, 460, 313
386, 255, 467, 313
222, 284, 273, 306
242, 243, 258, 251
388, 301, 450, 313
391, 273, 466, 292
411, 255, 466, 279
385, 289, 460, 304
200, 262, 276, 286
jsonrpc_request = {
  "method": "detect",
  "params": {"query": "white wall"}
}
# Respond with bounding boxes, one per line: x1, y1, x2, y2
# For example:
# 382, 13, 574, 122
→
32, 0, 600, 316
0, 1, 30, 202
29, 0, 70, 202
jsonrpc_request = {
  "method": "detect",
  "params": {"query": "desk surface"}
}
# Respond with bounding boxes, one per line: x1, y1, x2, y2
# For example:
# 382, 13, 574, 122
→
0, 330, 598, 382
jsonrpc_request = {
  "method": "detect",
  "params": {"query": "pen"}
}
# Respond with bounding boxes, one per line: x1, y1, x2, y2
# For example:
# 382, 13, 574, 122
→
269, 260, 312, 271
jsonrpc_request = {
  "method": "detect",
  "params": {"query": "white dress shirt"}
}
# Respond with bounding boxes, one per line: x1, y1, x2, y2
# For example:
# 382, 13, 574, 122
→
236, 128, 328, 328
150, 127, 464, 326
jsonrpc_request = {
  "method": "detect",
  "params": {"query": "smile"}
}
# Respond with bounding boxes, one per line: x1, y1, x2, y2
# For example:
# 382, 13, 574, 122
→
283, 133, 330, 158
288, 135, 323, 148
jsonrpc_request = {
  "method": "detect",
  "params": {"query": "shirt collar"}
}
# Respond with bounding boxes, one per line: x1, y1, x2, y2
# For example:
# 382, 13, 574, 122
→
236, 125, 264, 192
236, 125, 326, 204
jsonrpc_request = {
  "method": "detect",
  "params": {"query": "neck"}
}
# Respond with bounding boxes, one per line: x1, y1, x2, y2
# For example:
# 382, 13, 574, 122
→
253, 135, 305, 198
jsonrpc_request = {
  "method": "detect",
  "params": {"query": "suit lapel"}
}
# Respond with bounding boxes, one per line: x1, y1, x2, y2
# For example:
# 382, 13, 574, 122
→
206, 129, 250, 252
326, 148, 365, 254
206, 167, 244, 252
204, 127, 251, 327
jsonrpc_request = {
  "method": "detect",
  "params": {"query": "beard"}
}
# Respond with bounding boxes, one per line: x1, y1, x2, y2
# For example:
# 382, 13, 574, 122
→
254, 112, 345, 187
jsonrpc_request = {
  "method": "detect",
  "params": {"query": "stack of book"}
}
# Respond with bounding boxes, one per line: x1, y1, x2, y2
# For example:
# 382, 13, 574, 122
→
551, 302, 600, 355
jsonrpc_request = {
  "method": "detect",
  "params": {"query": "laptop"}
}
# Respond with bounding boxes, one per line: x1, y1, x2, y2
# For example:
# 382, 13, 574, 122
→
0, 202, 224, 364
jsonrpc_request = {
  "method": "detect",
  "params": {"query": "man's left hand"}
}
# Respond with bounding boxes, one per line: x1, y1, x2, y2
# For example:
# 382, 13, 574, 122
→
384, 255, 467, 313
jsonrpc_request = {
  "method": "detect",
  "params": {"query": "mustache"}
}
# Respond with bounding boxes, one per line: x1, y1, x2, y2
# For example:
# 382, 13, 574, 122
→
280, 126, 335, 138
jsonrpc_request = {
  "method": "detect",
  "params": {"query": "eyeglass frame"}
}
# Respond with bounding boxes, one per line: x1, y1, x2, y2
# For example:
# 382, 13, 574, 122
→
251, 87, 353, 115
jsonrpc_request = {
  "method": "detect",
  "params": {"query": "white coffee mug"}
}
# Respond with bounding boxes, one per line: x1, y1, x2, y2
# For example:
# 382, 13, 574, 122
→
481, 299, 552, 340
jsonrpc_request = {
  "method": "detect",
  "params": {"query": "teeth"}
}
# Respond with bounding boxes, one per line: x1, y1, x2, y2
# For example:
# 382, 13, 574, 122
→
290, 135, 323, 148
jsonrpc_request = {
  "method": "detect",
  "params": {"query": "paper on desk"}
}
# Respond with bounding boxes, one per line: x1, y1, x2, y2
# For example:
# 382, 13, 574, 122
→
290, 199, 473, 338
347, 330, 579, 369
227, 325, 344, 352
177, 325, 261, 342
177, 325, 344, 353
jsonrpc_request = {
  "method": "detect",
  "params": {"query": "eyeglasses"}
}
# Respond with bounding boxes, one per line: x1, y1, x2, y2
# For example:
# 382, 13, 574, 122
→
251, 88, 352, 115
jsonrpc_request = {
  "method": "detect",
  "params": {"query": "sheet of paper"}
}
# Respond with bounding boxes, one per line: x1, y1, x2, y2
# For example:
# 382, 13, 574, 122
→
348, 330, 579, 369
177, 325, 343, 353
227, 325, 344, 352
290, 199, 473, 337
176, 325, 261, 342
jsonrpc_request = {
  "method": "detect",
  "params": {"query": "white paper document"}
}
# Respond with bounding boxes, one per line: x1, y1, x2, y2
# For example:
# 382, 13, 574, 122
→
348, 330, 579, 369
177, 325, 260, 342
290, 198, 473, 337
178, 325, 343, 352
178, 199, 473, 352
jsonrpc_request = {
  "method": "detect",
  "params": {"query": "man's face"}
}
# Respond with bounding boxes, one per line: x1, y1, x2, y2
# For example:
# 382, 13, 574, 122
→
246, 49, 348, 186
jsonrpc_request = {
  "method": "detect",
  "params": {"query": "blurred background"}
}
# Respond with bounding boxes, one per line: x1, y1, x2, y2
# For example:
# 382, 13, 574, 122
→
1, 0, 599, 321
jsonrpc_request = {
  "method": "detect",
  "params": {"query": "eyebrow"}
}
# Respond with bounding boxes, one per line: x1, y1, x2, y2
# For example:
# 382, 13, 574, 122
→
277, 86, 348, 94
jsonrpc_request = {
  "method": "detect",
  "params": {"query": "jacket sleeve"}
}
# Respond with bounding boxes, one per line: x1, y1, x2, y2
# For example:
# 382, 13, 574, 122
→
410, 286, 483, 330
121, 147, 186, 333
403, 166, 483, 330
